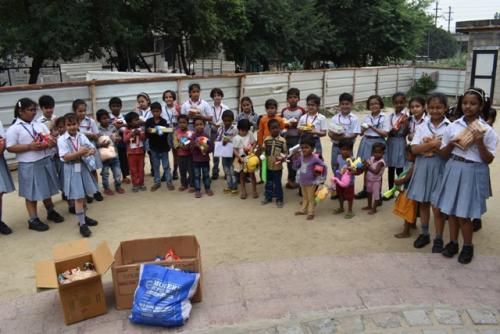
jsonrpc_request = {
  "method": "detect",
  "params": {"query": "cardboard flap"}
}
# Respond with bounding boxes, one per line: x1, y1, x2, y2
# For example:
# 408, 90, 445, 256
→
93, 241, 114, 274
35, 261, 58, 288
53, 239, 90, 261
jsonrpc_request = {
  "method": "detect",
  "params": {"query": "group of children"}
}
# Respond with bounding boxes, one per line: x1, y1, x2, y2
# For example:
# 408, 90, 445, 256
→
0, 84, 497, 264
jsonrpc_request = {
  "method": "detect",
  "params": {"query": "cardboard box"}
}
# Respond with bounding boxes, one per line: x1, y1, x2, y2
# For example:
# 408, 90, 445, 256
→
35, 239, 114, 325
112, 235, 202, 310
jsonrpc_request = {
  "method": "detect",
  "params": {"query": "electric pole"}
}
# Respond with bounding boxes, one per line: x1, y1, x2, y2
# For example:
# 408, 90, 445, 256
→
434, 1, 441, 26
447, 6, 453, 32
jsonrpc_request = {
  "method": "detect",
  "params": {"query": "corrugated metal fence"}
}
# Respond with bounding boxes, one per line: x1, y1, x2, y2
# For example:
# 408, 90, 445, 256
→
0, 66, 466, 128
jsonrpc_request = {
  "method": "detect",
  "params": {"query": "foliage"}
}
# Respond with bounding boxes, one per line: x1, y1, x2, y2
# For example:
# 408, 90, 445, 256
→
412, 73, 437, 95
417, 26, 458, 60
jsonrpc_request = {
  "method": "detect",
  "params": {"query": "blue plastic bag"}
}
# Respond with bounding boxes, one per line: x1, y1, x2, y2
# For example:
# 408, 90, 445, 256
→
129, 264, 200, 327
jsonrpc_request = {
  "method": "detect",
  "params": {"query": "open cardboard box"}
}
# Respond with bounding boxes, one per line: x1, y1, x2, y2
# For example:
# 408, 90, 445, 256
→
34, 239, 114, 325
112, 235, 202, 310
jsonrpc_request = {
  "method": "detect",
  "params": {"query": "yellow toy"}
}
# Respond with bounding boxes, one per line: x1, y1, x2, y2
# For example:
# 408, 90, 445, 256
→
243, 153, 260, 173
345, 157, 364, 169
298, 123, 314, 132
314, 185, 330, 204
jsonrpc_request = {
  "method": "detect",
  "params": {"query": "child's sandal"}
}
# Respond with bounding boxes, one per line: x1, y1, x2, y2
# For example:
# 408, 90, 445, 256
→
306, 215, 315, 220
344, 212, 355, 219
333, 208, 344, 215
240, 193, 247, 199
294, 211, 306, 216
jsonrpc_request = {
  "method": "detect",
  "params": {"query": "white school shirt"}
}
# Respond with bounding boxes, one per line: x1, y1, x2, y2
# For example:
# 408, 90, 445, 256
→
58, 132, 93, 161
210, 102, 229, 127
298, 113, 327, 134
411, 118, 450, 145
408, 114, 429, 138
328, 112, 361, 143
5, 118, 50, 162
79, 116, 99, 136
362, 112, 390, 137
36, 114, 57, 127
138, 107, 152, 121
0, 121, 5, 137
441, 117, 498, 163
161, 104, 178, 126
180, 99, 213, 122
109, 112, 126, 122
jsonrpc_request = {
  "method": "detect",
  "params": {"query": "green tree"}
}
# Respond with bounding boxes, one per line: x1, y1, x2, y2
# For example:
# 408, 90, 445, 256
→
418, 26, 458, 60
0, 0, 99, 83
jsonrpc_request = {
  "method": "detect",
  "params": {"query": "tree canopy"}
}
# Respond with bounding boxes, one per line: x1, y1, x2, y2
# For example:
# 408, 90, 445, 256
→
0, 0, 437, 83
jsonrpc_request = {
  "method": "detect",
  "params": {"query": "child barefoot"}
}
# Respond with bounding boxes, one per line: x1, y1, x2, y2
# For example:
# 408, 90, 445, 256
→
293, 135, 326, 220
393, 146, 417, 238
233, 119, 258, 199
332, 139, 358, 219
363, 143, 386, 215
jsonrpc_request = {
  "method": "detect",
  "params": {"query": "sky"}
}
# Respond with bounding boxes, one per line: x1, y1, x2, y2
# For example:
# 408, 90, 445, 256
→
425, 0, 499, 32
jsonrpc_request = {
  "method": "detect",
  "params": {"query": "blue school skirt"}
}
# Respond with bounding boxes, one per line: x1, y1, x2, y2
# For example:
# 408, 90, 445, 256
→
62, 161, 98, 200
432, 158, 491, 219
386, 135, 407, 168
18, 157, 59, 201
406, 155, 446, 203
357, 136, 386, 161
0, 155, 15, 193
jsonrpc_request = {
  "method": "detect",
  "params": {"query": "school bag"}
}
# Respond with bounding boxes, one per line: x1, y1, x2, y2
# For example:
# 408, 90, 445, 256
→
129, 264, 200, 327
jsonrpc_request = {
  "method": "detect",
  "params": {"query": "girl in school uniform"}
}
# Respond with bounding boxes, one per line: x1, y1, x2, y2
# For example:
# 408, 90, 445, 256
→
162, 90, 180, 180
236, 97, 260, 132
73, 99, 103, 202
180, 83, 214, 131
0, 120, 15, 234
433, 88, 498, 264
407, 93, 449, 252
356, 95, 390, 199
136, 92, 152, 121
58, 113, 99, 238
209, 87, 229, 180
407, 96, 428, 142
385, 92, 409, 195
6, 98, 63, 232
298, 94, 327, 158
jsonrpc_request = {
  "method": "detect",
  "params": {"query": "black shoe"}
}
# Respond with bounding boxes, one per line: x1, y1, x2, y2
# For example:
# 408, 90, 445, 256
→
61, 193, 68, 201
413, 234, 431, 248
172, 171, 179, 180
160, 175, 166, 182
80, 224, 91, 237
458, 245, 474, 264
47, 210, 64, 223
28, 218, 49, 232
376, 199, 383, 207
86, 195, 94, 203
93, 192, 103, 202
211, 174, 219, 180
442, 241, 459, 258
261, 198, 272, 205
330, 194, 338, 200
354, 190, 367, 199
432, 238, 444, 253
68, 206, 76, 215
472, 219, 482, 232
85, 216, 98, 226
0, 221, 12, 235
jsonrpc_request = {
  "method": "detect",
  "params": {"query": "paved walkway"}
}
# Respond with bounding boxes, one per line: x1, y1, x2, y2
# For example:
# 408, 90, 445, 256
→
1, 253, 500, 333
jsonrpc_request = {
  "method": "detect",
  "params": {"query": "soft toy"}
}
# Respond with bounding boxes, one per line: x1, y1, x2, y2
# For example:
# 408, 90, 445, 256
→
329, 123, 344, 134
331, 170, 352, 190
346, 157, 364, 170
286, 144, 301, 162
314, 184, 330, 204
382, 169, 409, 199
197, 136, 210, 154
147, 126, 172, 136
34, 133, 51, 147
97, 136, 117, 161
298, 123, 314, 132
244, 153, 260, 173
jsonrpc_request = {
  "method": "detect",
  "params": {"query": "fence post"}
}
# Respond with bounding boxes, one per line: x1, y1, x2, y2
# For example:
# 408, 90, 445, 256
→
177, 78, 182, 103
396, 67, 400, 92
352, 68, 357, 99
58, 65, 63, 82
212, 59, 214, 75
238, 75, 246, 114
455, 70, 461, 98
6, 68, 12, 86
89, 82, 97, 118
322, 70, 327, 108
201, 59, 204, 76
220, 59, 223, 74
287, 71, 292, 92
375, 68, 379, 95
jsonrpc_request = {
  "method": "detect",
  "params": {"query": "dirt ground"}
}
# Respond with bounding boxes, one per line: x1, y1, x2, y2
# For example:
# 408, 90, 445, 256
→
1, 113, 499, 302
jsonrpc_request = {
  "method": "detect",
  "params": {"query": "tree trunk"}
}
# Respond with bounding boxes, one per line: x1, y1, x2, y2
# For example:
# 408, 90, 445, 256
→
29, 54, 44, 84
179, 42, 190, 74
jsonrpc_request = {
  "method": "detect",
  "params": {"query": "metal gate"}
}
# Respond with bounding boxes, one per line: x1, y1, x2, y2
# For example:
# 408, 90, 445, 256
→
470, 50, 497, 99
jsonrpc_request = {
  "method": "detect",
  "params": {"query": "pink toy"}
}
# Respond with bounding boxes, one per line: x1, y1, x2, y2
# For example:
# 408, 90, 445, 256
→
331, 170, 352, 189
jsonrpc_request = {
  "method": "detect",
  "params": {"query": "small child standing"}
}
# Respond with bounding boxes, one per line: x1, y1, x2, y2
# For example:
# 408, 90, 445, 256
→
282, 88, 305, 189
124, 112, 146, 192
191, 117, 214, 198
216, 110, 238, 194
261, 119, 288, 208
393, 146, 417, 238
173, 115, 194, 192
257, 99, 286, 146
236, 97, 260, 132
233, 119, 258, 199
96, 109, 124, 195
145, 102, 175, 191
332, 140, 358, 219
58, 113, 99, 237
363, 143, 386, 215
209, 87, 229, 180
293, 135, 326, 220
108, 97, 130, 184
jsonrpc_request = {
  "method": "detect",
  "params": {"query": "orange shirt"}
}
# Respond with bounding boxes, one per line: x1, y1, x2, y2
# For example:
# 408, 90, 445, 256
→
257, 115, 285, 145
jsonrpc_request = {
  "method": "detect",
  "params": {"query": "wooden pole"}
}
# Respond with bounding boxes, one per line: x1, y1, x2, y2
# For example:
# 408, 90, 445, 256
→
90, 82, 97, 118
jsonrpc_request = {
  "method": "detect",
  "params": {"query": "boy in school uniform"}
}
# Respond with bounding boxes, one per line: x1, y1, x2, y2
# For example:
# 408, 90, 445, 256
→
328, 93, 361, 171
108, 97, 131, 185
281, 88, 306, 189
